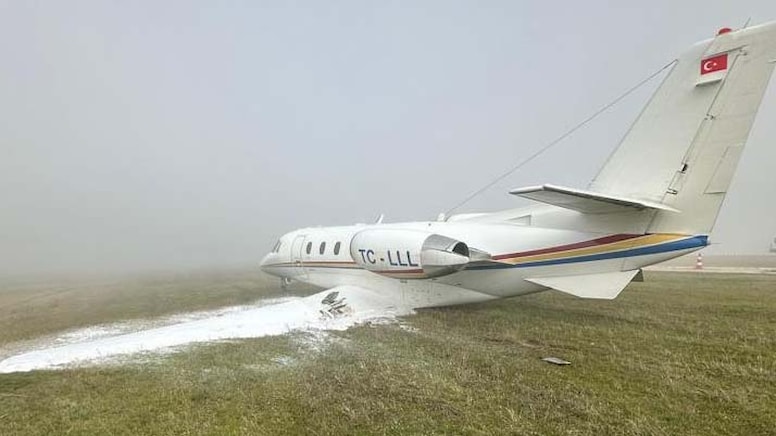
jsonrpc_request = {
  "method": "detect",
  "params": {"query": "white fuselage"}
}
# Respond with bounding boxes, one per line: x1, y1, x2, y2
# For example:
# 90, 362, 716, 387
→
260, 219, 706, 308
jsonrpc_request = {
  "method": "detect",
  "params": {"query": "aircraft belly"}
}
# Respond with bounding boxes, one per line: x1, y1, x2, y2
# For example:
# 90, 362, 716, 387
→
301, 267, 496, 309
620, 246, 702, 270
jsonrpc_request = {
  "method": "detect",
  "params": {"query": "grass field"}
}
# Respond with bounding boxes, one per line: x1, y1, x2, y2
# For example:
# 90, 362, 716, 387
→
0, 271, 774, 435
0, 268, 315, 351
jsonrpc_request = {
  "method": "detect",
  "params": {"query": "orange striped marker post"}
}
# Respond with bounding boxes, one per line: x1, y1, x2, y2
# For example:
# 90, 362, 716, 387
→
695, 253, 704, 270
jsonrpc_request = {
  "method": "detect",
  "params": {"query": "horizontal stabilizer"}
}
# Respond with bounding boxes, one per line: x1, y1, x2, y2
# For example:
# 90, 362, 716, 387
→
509, 184, 680, 214
525, 270, 640, 299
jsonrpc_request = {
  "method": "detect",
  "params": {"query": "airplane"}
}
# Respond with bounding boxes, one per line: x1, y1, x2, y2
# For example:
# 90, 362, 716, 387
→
260, 21, 776, 314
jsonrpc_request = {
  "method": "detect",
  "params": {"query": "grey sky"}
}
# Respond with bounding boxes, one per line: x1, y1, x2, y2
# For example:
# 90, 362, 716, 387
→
2, 1, 775, 275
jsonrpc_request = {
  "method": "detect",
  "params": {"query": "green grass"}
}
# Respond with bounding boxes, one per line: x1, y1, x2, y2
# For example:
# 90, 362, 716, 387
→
1, 272, 775, 435
0, 269, 314, 346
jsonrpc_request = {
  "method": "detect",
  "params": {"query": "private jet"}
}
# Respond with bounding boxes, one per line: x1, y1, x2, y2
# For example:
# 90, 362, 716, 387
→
261, 22, 776, 312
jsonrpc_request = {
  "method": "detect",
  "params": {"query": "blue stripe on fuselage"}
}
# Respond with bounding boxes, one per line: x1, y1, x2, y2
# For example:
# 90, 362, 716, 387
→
467, 235, 708, 270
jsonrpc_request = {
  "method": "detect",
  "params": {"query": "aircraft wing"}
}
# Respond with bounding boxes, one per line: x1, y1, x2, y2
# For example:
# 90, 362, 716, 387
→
525, 270, 640, 300
509, 184, 679, 214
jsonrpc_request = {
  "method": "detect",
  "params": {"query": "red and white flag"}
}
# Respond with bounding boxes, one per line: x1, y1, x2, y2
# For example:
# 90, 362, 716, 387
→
701, 53, 728, 75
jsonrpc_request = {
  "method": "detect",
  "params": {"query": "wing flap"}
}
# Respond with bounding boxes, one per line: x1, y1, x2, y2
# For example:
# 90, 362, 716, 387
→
509, 184, 679, 214
525, 270, 640, 299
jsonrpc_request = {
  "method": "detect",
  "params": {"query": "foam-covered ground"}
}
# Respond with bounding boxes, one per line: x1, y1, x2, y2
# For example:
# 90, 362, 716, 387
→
0, 286, 410, 373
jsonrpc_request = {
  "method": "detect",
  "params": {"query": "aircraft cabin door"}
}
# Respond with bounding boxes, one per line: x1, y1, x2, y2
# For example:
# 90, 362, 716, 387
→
290, 234, 307, 279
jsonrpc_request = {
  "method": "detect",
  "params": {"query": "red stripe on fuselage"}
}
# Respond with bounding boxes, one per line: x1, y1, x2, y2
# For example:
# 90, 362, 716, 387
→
491, 233, 642, 260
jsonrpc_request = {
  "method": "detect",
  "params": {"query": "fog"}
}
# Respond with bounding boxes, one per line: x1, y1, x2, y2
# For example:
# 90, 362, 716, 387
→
2, 1, 776, 276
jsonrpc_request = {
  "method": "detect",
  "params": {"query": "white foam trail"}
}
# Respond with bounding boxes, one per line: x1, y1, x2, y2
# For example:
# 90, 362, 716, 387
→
0, 286, 410, 373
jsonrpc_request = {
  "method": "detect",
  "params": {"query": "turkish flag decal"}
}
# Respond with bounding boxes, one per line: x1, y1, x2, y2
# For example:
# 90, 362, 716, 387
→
701, 53, 728, 75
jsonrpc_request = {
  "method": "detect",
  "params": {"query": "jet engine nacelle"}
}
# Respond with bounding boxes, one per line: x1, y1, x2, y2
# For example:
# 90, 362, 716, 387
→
349, 229, 472, 279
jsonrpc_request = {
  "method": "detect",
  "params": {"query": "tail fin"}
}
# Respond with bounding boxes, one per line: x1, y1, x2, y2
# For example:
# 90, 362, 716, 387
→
589, 22, 776, 235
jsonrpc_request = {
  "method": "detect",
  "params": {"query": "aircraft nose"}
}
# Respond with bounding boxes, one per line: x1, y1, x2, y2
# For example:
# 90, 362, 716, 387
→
260, 253, 271, 269
259, 253, 279, 276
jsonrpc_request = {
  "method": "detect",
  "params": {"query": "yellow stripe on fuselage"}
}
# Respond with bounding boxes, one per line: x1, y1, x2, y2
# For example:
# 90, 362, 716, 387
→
500, 233, 688, 265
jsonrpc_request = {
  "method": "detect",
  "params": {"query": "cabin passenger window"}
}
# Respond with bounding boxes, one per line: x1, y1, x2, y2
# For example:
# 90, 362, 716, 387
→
319, 242, 326, 255
334, 242, 341, 255
306, 242, 312, 255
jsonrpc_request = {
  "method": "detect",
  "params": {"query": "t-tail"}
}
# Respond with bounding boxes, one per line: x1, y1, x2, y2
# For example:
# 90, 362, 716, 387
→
588, 23, 776, 235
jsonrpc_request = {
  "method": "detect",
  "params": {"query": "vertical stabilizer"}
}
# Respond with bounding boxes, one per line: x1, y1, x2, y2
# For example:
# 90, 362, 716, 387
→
589, 22, 776, 235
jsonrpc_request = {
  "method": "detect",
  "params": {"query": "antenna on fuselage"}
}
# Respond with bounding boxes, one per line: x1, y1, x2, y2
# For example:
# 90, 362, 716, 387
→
442, 59, 677, 217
